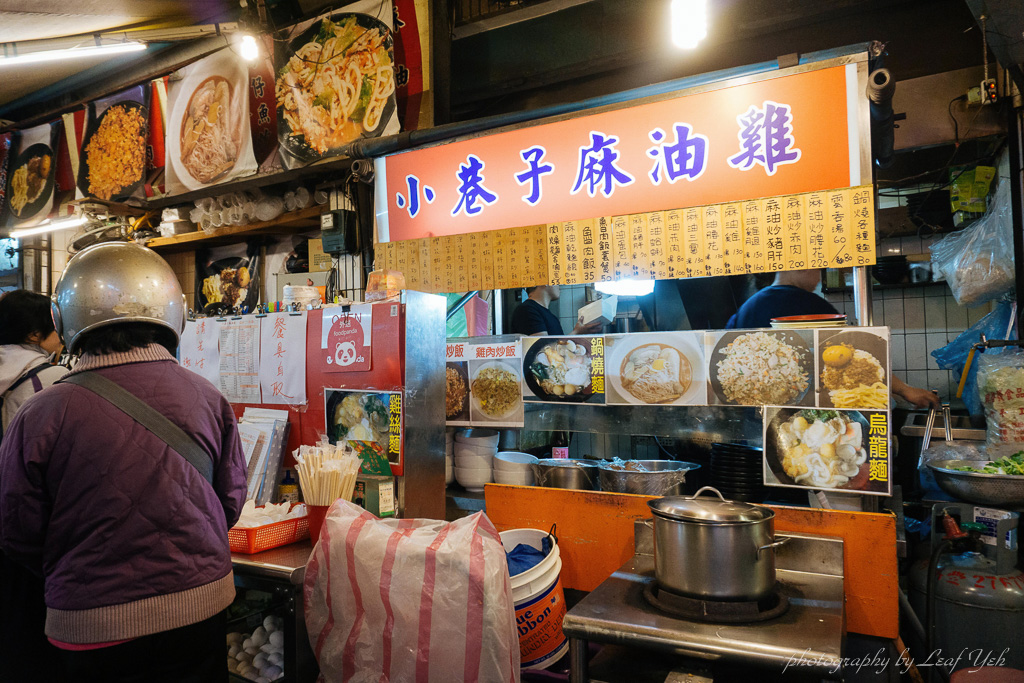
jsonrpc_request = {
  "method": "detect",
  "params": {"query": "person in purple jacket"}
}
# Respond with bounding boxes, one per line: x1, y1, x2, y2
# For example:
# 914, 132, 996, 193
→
0, 242, 248, 683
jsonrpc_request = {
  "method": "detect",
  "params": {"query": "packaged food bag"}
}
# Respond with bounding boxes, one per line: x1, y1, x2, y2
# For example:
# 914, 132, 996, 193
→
978, 348, 1024, 457
304, 500, 520, 683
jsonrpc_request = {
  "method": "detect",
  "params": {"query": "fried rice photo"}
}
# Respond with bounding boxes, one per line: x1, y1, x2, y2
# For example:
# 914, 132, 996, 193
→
716, 332, 809, 405
86, 104, 147, 200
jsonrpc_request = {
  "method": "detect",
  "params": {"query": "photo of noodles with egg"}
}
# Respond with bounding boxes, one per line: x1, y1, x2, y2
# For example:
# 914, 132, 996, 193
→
275, 12, 396, 162
606, 333, 705, 405
179, 76, 243, 184
766, 408, 878, 491
818, 330, 889, 409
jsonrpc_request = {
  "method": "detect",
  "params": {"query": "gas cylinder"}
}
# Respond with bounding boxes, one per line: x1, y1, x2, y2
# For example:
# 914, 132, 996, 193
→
909, 504, 1024, 674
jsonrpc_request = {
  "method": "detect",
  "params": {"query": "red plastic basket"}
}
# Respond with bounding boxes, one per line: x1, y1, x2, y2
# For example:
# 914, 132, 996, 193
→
229, 511, 310, 554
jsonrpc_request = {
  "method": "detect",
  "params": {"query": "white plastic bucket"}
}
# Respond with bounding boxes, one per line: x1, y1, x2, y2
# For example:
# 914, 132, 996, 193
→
500, 528, 569, 670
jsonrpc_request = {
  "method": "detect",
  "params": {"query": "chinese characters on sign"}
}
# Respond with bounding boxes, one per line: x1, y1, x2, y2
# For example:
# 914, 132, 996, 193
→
258, 312, 307, 405
180, 318, 221, 387
377, 186, 874, 294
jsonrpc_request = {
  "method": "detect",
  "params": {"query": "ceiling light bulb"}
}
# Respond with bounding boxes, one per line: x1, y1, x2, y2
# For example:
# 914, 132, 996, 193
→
240, 34, 259, 61
671, 0, 708, 50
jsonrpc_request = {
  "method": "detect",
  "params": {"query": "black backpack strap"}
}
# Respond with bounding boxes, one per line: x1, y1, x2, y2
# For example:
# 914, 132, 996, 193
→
59, 372, 215, 485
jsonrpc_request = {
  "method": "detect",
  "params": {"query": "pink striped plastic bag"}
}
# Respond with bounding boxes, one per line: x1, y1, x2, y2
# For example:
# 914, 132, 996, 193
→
304, 499, 520, 683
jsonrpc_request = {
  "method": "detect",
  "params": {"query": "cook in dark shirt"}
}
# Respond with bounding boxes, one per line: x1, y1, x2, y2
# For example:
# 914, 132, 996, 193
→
726, 270, 939, 409
511, 285, 601, 336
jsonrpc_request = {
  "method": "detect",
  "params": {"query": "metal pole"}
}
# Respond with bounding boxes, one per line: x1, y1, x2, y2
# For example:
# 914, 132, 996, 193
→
569, 638, 589, 683
1008, 106, 1024, 340
852, 266, 872, 325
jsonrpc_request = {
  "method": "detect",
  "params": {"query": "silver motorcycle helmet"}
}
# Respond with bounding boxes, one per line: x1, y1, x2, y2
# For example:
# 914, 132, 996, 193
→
52, 242, 187, 354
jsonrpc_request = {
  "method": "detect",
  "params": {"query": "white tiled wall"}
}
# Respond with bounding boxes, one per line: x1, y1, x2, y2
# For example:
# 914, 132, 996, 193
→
825, 236, 995, 404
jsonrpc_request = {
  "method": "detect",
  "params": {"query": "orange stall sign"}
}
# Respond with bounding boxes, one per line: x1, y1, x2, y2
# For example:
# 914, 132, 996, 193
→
376, 59, 869, 243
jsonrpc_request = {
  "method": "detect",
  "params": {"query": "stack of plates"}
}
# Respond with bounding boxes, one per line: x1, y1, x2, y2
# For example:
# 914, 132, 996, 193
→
709, 443, 766, 503
770, 314, 846, 329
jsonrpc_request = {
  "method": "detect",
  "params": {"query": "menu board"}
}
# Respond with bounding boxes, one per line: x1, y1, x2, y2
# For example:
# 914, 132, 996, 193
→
445, 340, 524, 428
604, 332, 706, 405
445, 326, 893, 495
521, 336, 605, 405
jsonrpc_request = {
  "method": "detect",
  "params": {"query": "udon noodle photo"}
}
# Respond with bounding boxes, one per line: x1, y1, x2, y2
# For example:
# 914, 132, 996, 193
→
276, 14, 396, 155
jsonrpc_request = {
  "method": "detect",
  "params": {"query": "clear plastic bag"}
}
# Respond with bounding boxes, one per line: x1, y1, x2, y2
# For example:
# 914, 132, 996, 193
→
929, 179, 1015, 307
931, 301, 1017, 416
918, 440, 988, 494
978, 347, 1024, 457
304, 500, 520, 683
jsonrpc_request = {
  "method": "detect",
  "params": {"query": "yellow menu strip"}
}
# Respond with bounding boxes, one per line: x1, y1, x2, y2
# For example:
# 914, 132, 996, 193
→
377, 185, 877, 292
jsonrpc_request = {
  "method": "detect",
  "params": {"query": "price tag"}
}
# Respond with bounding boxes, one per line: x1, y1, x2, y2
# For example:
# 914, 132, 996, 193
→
682, 206, 704, 279
805, 191, 828, 269
826, 188, 853, 268
850, 186, 877, 267
648, 211, 670, 280
562, 220, 582, 285
546, 223, 564, 285
579, 219, 598, 284
703, 204, 724, 277
742, 199, 766, 273
665, 209, 683, 279
721, 203, 744, 276
630, 213, 652, 280
783, 195, 810, 272
762, 197, 784, 272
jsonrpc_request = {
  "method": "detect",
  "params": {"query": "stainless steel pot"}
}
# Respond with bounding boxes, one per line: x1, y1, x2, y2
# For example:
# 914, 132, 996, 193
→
598, 460, 700, 496
532, 459, 601, 490
646, 486, 788, 601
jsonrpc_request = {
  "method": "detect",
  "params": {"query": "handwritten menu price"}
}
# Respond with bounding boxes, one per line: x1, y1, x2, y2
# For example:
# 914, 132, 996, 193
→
378, 185, 877, 293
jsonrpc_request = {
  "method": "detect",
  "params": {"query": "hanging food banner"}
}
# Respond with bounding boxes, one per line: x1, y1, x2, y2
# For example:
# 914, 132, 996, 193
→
247, 34, 280, 168
445, 341, 471, 426
522, 336, 605, 405
166, 48, 259, 194
392, 0, 430, 131
4, 120, 60, 227
76, 85, 149, 202
274, 0, 401, 170
0, 133, 12, 222
605, 332, 706, 406
145, 77, 168, 197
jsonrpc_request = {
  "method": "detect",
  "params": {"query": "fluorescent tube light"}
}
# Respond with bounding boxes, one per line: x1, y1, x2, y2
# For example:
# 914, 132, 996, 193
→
0, 41, 146, 68
595, 278, 656, 297
671, 0, 708, 50
10, 216, 88, 239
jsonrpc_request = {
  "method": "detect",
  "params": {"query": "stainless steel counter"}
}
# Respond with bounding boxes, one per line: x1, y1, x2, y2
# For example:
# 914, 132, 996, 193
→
231, 541, 313, 585
562, 530, 845, 681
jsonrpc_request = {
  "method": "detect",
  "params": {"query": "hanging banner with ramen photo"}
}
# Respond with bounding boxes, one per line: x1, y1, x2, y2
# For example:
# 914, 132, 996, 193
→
4, 121, 59, 228
166, 48, 259, 193
274, 0, 400, 169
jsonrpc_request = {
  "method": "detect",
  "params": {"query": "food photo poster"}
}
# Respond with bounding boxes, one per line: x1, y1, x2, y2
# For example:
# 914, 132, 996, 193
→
166, 48, 259, 194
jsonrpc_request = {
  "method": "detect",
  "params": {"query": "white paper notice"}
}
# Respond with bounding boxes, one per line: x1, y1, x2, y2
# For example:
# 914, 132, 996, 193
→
219, 318, 262, 403
258, 312, 307, 405
179, 318, 221, 387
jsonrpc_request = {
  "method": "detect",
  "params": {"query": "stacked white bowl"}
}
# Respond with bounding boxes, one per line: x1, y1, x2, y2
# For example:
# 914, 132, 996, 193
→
453, 429, 499, 491
493, 451, 538, 486
445, 429, 455, 486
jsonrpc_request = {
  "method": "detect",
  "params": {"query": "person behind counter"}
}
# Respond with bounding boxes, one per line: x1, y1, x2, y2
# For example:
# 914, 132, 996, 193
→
511, 284, 602, 335
0, 242, 248, 683
727, 268, 940, 409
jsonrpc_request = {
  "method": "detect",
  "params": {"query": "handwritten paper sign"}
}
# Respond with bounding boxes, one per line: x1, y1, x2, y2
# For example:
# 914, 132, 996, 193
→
179, 318, 221, 387
258, 312, 307, 405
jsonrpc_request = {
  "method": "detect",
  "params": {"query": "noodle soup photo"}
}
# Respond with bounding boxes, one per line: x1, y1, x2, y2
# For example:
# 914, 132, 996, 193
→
275, 8, 398, 167
605, 332, 706, 405
816, 328, 890, 410
166, 50, 259, 192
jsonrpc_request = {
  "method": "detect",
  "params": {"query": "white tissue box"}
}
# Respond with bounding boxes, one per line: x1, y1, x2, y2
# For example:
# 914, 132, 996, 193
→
579, 295, 617, 326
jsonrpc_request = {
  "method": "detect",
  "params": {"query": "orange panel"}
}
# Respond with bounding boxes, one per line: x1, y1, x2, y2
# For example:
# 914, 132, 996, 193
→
484, 485, 898, 639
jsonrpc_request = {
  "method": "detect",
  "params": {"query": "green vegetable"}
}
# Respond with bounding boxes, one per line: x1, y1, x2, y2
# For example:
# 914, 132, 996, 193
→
315, 19, 336, 44
530, 362, 549, 381
800, 409, 839, 422
313, 88, 334, 110
952, 451, 1024, 475
350, 75, 375, 122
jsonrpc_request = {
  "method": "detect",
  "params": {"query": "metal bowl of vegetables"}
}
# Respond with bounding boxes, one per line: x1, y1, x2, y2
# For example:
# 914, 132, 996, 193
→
928, 454, 1024, 507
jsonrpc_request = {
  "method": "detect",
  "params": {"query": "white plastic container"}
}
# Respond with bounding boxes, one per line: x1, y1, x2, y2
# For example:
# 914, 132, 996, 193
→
499, 528, 569, 670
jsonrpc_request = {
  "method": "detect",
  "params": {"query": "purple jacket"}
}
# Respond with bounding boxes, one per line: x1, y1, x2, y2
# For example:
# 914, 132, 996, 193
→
0, 345, 247, 643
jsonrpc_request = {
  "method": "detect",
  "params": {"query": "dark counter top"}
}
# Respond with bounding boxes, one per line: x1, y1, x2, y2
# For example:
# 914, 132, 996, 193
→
231, 540, 313, 584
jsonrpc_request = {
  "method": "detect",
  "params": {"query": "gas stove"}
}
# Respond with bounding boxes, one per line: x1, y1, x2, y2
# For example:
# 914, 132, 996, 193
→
561, 523, 845, 682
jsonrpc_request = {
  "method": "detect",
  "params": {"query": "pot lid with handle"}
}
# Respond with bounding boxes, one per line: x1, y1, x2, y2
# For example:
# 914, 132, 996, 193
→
648, 486, 775, 524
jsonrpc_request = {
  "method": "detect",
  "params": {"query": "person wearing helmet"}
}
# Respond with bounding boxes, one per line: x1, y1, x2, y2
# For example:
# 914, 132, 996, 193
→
0, 242, 247, 682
